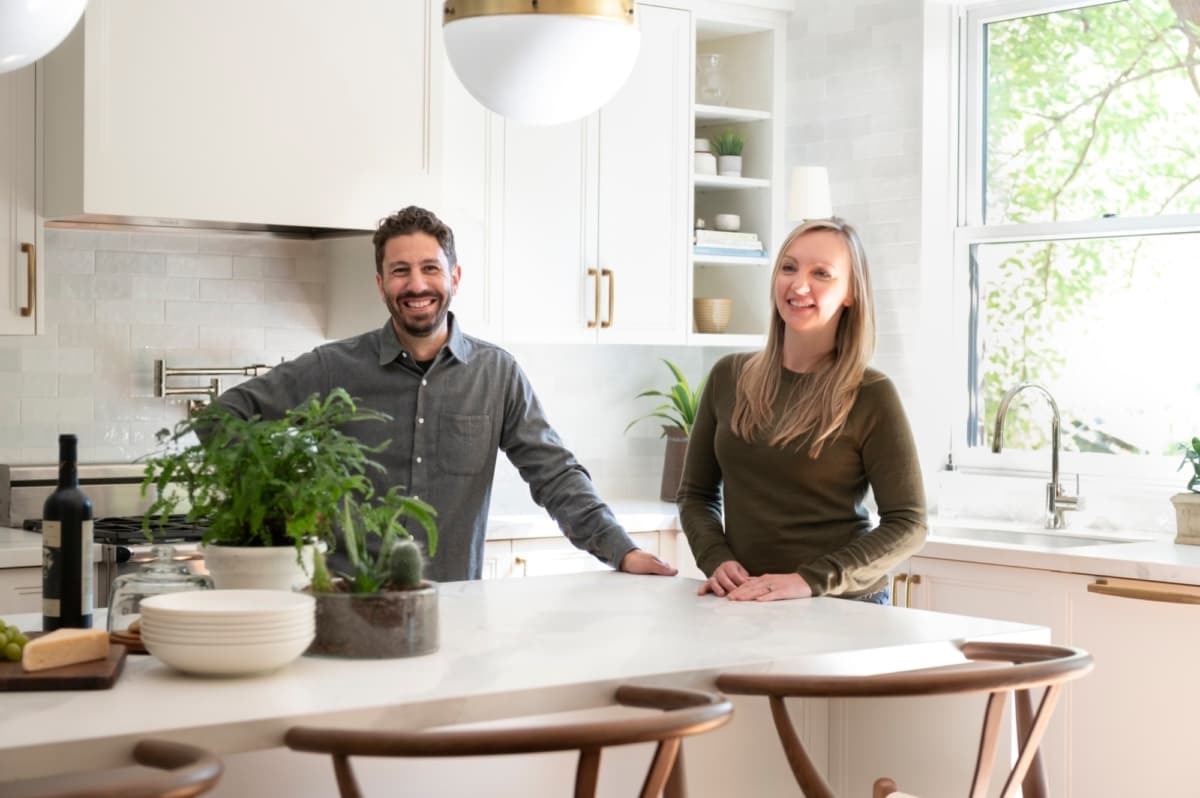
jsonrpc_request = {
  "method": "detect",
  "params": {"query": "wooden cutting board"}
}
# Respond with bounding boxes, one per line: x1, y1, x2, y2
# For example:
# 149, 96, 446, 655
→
0, 634, 127, 691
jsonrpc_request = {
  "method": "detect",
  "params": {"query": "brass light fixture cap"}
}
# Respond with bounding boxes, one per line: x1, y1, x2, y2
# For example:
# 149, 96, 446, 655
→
444, 0, 637, 25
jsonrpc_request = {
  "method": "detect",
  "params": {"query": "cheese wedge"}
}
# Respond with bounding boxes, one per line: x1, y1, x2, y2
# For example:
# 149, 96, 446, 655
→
22, 628, 109, 672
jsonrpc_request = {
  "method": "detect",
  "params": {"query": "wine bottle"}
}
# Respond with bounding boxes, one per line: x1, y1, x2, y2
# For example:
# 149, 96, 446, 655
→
42, 434, 94, 631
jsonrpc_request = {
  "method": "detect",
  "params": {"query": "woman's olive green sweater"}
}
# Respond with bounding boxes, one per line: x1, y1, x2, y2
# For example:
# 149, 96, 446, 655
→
678, 354, 927, 598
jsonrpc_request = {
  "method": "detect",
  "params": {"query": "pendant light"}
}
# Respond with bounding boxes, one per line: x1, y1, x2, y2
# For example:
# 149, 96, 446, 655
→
0, 0, 88, 75
788, 166, 833, 222
443, 0, 640, 127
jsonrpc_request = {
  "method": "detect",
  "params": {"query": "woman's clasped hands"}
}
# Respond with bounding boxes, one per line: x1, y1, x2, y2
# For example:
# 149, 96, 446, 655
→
698, 560, 813, 601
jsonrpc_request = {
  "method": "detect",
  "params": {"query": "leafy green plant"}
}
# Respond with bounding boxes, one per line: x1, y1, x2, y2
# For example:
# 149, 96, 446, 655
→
141, 389, 392, 550
310, 488, 439, 594
1179, 437, 1200, 493
711, 129, 744, 156
625, 359, 706, 437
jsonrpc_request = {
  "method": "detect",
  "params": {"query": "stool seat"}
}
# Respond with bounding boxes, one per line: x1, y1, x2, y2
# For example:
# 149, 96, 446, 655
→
717, 641, 1093, 798
285, 683, 734, 798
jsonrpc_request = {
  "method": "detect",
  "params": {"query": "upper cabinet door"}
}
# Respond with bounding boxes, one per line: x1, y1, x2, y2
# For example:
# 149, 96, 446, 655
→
499, 2, 690, 346
1, 67, 39, 336
595, 3, 689, 346
41, 0, 441, 230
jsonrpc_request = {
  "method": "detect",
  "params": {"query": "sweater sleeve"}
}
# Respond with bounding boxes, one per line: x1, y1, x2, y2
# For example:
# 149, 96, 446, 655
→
677, 357, 737, 576
793, 376, 928, 596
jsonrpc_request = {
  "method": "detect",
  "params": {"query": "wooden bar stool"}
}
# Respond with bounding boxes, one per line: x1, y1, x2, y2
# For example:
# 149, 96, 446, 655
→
284, 684, 733, 798
716, 641, 1093, 798
2, 739, 223, 798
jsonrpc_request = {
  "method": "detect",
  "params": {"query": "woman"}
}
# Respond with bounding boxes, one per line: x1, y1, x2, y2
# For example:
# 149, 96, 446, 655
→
678, 217, 926, 603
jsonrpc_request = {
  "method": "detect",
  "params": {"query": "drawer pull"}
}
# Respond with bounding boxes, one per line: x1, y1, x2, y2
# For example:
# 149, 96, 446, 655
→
1087, 580, 1200, 605
906, 574, 922, 608
891, 573, 908, 606
20, 242, 36, 317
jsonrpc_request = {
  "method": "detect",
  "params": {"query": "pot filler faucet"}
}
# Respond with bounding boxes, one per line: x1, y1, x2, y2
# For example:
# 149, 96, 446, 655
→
991, 382, 1084, 529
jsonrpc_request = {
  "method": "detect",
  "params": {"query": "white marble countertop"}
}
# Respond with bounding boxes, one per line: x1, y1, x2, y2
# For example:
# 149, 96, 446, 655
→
922, 517, 1200, 585
0, 571, 1042, 781
0, 527, 43, 568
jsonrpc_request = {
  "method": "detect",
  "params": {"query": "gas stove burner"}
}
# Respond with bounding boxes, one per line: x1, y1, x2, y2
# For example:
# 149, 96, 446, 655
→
24, 514, 208, 545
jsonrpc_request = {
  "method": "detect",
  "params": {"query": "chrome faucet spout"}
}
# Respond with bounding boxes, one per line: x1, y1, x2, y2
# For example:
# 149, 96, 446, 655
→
991, 382, 1082, 529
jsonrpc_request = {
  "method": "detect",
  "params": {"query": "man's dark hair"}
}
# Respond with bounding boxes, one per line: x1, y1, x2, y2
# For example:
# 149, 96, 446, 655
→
372, 206, 457, 274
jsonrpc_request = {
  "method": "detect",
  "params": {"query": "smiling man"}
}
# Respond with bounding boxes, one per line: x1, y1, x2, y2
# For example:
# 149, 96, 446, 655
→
214, 206, 676, 582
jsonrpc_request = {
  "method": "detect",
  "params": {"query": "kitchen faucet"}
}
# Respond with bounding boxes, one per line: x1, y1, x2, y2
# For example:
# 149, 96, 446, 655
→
991, 382, 1083, 529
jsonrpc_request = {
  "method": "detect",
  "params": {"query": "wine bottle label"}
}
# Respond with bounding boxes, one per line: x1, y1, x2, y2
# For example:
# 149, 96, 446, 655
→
42, 520, 61, 547
80, 519, 94, 613
41, 519, 93, 621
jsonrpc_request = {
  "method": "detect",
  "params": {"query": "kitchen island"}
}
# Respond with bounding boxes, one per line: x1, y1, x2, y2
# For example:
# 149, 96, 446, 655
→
2, 572, 1044, 796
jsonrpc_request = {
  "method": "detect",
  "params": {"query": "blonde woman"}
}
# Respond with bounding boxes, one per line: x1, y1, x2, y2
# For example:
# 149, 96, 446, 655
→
678, 218, 926, 603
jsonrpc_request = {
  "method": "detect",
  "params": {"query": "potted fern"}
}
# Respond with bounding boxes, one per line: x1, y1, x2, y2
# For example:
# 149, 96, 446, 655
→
711, 128, 744, 177
625, 359, 706, 502
307, 489, 440, 658
141, 390, 394, 590
1172, 436, 1200, 545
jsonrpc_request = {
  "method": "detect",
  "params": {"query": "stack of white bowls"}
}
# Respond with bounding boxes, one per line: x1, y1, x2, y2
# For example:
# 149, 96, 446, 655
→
139, 589, 315, 676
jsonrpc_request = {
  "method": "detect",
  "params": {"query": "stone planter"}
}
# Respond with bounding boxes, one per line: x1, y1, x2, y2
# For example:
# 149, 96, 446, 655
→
1171, 493, 1200, 545
660, 426, 689, 503
201, 542, 316, 591
308, 581, 439, 658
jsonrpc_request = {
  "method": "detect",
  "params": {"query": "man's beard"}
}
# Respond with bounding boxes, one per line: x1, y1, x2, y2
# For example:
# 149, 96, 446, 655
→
389, 292, 451, 337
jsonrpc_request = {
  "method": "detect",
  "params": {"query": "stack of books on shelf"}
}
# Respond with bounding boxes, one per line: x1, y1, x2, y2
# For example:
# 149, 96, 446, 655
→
693, 229, 766, 258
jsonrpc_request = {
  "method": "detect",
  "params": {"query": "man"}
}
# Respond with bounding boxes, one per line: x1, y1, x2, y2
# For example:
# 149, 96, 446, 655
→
216, 206, 677, 582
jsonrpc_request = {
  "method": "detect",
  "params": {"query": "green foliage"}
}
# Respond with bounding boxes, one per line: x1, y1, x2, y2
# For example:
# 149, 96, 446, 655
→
976, 0, 1200, 453
141, 389, 392, 550
322, 488, 439, 593
710, 129, 744, 156
625, 359, 706, 437
1180, 437, 1200, 493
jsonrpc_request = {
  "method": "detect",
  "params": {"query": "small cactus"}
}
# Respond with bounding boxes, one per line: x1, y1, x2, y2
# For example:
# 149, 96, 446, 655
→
389, 538, 425, 589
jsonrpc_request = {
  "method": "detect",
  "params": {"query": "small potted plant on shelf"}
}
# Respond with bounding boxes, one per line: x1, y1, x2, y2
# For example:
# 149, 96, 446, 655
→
1172, 436, 1200, 545
711, 129, 744, 177
307, 489, 439, 658
625, 359, 707, 502
141, 389, 392, 590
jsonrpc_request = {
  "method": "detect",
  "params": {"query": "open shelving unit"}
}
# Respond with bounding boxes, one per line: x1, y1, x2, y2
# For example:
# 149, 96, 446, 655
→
688, 18, 784, 347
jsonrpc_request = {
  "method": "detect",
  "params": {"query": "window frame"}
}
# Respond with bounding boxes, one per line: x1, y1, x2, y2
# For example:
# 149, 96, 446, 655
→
948, 0, 1200, 484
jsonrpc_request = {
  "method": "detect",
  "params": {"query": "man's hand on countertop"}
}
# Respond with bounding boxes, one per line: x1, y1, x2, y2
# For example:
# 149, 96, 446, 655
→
620, 549, 678, 576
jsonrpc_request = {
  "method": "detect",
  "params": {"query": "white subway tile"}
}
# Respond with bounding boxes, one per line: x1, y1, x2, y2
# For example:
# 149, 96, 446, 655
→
47, 274, 95, 300
56, 348, 95, 374
96, 251, 167, 275
94, 273, 135, 300
129, 324, 200, 350
232, 257, 264, 279
199, 327, 265, 351
133, 276, 199, 301
97, 300, 166, 323
0, 350, 20, 373
166, 254, 234, 279
58, 374, 96, 398
48, 249, 96, 275
199, 278, 264, 303
264, 281, 324, 304
129, 232, 201, 253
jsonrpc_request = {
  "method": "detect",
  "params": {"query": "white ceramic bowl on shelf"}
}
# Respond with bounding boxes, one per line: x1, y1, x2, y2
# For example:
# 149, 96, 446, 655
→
714, 213, 741, 231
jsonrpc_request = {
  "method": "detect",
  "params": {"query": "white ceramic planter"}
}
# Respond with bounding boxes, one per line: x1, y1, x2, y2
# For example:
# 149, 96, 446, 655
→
694, 152, 717, 175
717, 154, 742, 177
1171, 493, 1200, 545
201, 542, 317, 590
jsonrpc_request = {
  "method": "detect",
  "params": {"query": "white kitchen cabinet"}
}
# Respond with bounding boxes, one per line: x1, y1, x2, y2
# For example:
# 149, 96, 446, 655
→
482, 532, 661, 580
40, 0, 443, 231
1068, 576, 1200, 797
1, 67, 41, 336
897, 554, 1200, 797
0, 567, 42, 615
499, 3, 690, 345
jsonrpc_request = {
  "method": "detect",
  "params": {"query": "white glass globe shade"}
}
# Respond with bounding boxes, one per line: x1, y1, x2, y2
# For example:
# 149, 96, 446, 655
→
444, 13, 640, 126
0, 0, 88, 74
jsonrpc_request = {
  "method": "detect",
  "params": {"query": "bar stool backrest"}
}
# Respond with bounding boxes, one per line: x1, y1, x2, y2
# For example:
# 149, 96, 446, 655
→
2, 739, 223, 798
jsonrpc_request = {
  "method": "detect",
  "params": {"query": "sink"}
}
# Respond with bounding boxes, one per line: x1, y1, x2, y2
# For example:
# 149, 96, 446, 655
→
928, 527, 1136, 549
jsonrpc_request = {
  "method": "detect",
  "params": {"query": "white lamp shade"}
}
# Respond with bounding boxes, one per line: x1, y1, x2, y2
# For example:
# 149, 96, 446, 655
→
788, 166, 833, 221
0, 0, 87, 74
444, 13, 640, 126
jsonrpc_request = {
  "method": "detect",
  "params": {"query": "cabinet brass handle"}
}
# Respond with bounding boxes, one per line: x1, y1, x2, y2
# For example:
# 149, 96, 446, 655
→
20, 242, 35, 318
514, 556, 528, 577
601, 268, 614, 328
588, 267, 600, 326
905, 574, 922, 608
891, 573, 908, 606
1087, 579, 1200, 605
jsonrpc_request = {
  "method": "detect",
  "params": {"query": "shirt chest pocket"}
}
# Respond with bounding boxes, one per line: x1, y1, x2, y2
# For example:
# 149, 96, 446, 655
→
439, 413, 492, 475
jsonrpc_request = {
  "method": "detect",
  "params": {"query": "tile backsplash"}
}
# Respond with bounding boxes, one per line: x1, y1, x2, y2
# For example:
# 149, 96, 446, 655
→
0, 226, 727, 514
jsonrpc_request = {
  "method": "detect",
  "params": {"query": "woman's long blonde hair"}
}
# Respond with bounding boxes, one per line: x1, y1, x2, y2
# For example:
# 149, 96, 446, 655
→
729, 217, 877, 457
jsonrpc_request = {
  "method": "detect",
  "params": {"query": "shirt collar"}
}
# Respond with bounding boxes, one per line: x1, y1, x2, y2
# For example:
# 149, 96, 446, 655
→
376, 312, 474, 366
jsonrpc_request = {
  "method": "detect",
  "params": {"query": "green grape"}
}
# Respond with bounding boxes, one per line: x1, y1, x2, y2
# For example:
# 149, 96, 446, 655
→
13, 632, 27, 646
3, 641, 19, 662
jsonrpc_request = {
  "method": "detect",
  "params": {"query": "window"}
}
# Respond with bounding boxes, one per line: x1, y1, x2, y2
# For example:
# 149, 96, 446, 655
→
956, 0, 1200, 471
